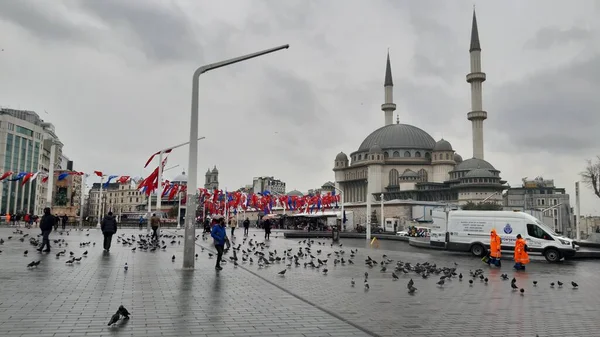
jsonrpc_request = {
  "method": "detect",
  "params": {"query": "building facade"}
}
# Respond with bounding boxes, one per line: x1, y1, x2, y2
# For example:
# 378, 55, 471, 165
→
503, 177, 573, 236
0, 108, 63, 216
333, 11, 506, 207
51, 169, 83, 219
204, 166, 219, 190
89, 182, 147, 219
253, 176, 286, 195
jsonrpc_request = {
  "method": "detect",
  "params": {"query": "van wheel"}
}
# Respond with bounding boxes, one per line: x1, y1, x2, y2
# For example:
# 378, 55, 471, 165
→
544, 248, 561, 263
470, 244, 485, 257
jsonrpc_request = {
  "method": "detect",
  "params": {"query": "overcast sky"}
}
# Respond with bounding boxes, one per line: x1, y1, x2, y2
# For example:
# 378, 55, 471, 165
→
0, 0, 599, 214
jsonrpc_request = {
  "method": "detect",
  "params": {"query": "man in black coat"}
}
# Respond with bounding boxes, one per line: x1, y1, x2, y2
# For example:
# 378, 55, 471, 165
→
101, 211, 118, 251
37, 207, 54, 252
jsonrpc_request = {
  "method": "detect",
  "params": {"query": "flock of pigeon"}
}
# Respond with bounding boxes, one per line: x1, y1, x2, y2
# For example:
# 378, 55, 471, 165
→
1, 226, 583, 329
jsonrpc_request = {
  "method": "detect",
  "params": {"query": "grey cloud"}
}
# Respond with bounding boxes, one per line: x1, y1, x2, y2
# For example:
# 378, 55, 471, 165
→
527, 27, 593, 50
78, 0, 202, 63
489, 54, 600, 154
0, 1, 87, 43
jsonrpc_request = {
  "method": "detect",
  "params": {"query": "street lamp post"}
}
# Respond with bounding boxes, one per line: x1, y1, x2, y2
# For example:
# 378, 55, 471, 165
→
332, 186, 345, 231
183, 44, 290, 269
380, 193, 384, 231
45, 139, 59, 209
79, 174, 88, 228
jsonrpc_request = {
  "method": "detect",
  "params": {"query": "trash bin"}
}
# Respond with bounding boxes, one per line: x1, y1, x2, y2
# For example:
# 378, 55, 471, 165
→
332, 227, 340, 242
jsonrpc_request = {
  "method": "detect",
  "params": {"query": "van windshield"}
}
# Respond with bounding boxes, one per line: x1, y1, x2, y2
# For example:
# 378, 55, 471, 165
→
535, 219, 557, 236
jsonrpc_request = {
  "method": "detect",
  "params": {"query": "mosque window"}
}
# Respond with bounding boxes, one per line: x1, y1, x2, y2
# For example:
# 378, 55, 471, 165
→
415, 151, 421, 158
425, 152, 431, 159
446, 153, 450, 160
388, 169, 399, 187
393, 151, 400, 158
434, 154, 437, 160
384, 152, 389, 159
404, 151, 411, 157
358, 154, 362, 160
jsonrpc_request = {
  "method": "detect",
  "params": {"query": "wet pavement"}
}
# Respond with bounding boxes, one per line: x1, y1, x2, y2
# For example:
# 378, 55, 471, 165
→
0, 226, 598, 337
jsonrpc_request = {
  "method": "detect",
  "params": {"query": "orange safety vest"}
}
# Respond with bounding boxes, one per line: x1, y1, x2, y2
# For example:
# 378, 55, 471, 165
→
514, 238, 530, 264
490, 230, 502, 258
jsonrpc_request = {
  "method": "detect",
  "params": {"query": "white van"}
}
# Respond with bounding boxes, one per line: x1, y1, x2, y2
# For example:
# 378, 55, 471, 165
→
430, 209, 577, 262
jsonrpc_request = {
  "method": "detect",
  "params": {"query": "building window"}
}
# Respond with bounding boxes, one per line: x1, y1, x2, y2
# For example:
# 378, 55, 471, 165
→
404, 151, 411, 157
418, 169, 428, 182
425, 152, 431, 159
446, 153, 450, 160
16, 126, 33, 137
388, 169, 399, 187
7, 122, 14, 131
393, 151, 400, 158
434, 154, 437, 160
358, 154, 362, 160
415, 151, 421, 158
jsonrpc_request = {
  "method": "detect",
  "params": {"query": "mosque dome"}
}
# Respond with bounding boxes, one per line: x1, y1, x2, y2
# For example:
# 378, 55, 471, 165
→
369, 144, 382, 153
335, 152, 348, 161
357, 124, 436, 152
453, 153, 463, 163
464, 168, 495, 178
433, 139, 453, 152
287, 190, 304, 197
172, 172, 188, 184
454, 157, 496, 171
212, 166, 218, 173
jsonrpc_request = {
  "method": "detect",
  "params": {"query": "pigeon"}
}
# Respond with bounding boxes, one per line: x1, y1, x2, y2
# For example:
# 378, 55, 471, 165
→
468, 279, 473, 285
208, 253, 214, 258
364, 283, 369, 290
520, 288, 524, 295
571, 281, 578, 288
24, 250, 28, 255
407, 279, 414, 289
322, 268, 328, 274
124, 263, 128, 271
550, 282, 555, 287
118, 305, 130, 319
557, 281, 563, 287
458, 273, 463, 280
172, 255, 175, 261
484, 277, 488, 284
408, 286, 417, 294
392, 272, 399, 280
107, 312, 120, 326
511, 282, 518, 290
278, 269, 286, 276
437, 279, 444, 287
195, 254, 198, 259
533, 281, 537, 286
351, 278, 355, 287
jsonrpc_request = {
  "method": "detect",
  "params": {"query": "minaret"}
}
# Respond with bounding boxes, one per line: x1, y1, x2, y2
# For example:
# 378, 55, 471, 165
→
382, 51, 396, 126
466, 10, 487, 160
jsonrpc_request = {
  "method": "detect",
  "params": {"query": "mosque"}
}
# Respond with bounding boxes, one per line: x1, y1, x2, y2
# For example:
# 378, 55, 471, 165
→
333, 11, 507, 210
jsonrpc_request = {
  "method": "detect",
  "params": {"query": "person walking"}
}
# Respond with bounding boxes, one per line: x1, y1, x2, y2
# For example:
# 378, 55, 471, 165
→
61, 214, 68, 230
150, 213, 160, 241
101, 211, 118, 252
230, 217, 237, 237
243, 217, 250, 236
138, 215, 144, 230
513, 234, 530, 270
485, 229, 502, 267
211, 218, 229, 271
53, 214, 59, 231
37, 207, 54, 253
264, 218, 272, 240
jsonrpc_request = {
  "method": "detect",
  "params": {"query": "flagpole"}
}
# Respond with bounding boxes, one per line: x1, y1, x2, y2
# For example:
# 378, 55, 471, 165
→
146, 192, 152, 233
79, 174, 87, 228
96, 175, 104, 228
45, 141, 57, 209
156, 151, 164, 231
177, 190, 182, 230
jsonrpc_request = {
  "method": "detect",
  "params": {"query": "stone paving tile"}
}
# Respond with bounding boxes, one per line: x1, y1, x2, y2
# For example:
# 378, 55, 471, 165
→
191, 228, 599, 337
0, 227, 370, 337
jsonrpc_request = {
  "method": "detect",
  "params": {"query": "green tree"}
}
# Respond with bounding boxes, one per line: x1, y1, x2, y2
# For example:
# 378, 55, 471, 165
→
462, 201, 503, 211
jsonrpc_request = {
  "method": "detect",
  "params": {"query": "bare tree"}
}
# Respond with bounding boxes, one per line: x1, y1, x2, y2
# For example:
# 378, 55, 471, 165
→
581, 156, 600, 199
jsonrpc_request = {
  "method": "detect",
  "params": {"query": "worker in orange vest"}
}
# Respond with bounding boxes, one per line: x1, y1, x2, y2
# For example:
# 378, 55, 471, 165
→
513, 234, 530, 270
487, 229, 502, 267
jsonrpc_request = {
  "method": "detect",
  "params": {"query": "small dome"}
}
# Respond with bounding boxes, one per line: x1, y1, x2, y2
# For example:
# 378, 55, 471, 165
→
454, 158, 496, 171
433, 139, 453, 152
369, 144, 382, 153
464, 168, 495, 178
453, 153, 463, 163
287, 190, 304, 197
172, 171, 187, 184
322, 181, 335, 188
401, 170, 419, 177
205, 168, 211, 175
212, 166, 218, 173
335, 152, 348, 161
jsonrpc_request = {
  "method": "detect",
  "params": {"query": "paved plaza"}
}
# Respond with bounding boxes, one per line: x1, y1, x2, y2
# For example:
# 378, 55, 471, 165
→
0, 226, 598, 337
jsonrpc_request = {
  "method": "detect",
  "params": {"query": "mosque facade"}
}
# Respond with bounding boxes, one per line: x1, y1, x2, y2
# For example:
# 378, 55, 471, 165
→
333, 11, 506, 207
